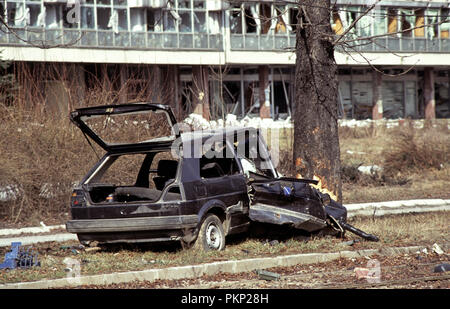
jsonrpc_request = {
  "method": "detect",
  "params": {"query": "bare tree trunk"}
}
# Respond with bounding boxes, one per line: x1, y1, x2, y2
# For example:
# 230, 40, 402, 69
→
293, 0, 342, 202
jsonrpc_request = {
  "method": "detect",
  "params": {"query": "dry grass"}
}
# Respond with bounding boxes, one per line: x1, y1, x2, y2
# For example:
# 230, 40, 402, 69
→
382, 126, 449, 175
0, 109, 98, 225
0, 211, 448, 284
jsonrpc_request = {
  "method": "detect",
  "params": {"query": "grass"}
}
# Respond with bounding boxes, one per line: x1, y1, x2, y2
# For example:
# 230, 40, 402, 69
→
0, 212, 448, 284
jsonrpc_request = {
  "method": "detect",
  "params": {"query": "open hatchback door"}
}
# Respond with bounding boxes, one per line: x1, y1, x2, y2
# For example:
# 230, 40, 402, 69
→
70, 103, 179, 152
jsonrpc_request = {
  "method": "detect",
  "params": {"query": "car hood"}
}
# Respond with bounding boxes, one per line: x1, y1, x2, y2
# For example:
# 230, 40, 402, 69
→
70, 103, 179, 152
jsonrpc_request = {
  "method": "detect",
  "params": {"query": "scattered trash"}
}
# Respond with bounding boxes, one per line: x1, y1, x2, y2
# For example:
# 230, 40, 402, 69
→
71, 249, 79, 255
0, 242, 40, 270
432, 243, 444, 255
60, 244, 85, 251
241, 249, 250, 254
255, 269, 281, 281
422, 248, 428, 255
357, 165, 383, 176
268, 240, 279, 246
354, 267, 370, 280
346, 150, 367, 155
342, 239, 360, 246
84, 246, 101, 253
433, 263, 450, 273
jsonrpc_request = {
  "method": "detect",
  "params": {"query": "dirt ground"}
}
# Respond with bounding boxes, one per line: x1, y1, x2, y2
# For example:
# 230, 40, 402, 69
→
73, 252, 449, 289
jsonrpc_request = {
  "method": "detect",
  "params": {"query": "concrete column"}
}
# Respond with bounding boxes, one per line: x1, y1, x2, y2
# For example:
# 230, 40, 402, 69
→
259, 65, 271, 119
424, 67, 436, 119
192, 66, 210, 121
151, 65, 161, 103
372, 70, 383, 120
119, 65, 127, 103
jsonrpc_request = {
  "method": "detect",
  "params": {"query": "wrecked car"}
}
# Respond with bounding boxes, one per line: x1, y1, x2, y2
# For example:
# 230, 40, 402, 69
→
66, 103, 378, 251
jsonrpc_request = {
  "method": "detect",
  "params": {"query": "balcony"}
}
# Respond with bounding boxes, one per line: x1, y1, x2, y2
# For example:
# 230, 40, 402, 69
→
0, 27, 223, 51
339, 37, 450, 53
230, 34, 296, 51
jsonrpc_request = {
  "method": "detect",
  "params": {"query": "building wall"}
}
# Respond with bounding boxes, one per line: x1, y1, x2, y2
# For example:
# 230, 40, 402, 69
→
1, 0, 450, 119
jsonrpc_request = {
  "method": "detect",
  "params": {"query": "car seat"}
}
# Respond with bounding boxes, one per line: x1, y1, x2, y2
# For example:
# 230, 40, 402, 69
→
153, 160, 178, 190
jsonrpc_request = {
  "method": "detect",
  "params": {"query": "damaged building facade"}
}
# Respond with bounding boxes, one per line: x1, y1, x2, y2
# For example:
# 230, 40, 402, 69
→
1, 0, 450, 119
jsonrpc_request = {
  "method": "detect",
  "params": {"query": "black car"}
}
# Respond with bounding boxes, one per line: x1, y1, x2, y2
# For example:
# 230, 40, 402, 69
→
66, 103, 378, 251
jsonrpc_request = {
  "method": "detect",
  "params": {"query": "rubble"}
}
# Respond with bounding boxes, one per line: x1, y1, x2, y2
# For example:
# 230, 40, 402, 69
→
432, 243, 444, 255
433, 263, 450, 273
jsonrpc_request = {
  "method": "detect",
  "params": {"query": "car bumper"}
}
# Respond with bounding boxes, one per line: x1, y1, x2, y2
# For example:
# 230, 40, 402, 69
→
66, 215, 198, 234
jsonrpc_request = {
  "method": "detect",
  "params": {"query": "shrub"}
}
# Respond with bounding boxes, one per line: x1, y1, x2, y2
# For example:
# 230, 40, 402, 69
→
382, 126, 449, 175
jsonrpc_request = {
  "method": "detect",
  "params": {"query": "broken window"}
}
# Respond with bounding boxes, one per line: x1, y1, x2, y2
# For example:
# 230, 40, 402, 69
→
45, 3, 63, 29
97, 7, 110, 30
116, 9, 128, 31
382, 81, 404, 119
373, 6, 387, 36
435, 74, 450, 118
332, 9, 345, 35
351, 80, 373, 120
414, 8, 425, 38
179, 10, 192, 32
99, 153, 147, 187
80, 6, 94, 29
235, 130, 276, 178
274, 5, 290, 34
289, 6, 298, 34
400, 9, 414, 37
7, 1, 27, 27
338, 80, 352, 119
426, 9, 439, 39
86, 151, 180, 204
26, 1, 41, 27
193, 11, 206, 33
355, 7, 374, 38
405, 81, 417, 118
441, 8, 450, 39
387, 8, 398, 35
200, 156, 239, 179
230, 5, 243, 34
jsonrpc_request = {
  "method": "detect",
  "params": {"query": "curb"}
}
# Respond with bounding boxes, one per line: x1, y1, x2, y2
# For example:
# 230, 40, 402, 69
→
1, 243, 447, 289
0, 225, 65, 237
346, 199, 450, 217
0, 199, 448, 247
0, 233, 78, 247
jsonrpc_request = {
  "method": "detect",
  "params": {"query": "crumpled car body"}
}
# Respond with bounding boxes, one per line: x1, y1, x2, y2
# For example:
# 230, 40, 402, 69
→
66, 103, 378, 250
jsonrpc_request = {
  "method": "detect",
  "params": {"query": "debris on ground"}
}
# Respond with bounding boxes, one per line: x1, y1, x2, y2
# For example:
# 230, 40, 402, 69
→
0, 242, 40, 270
432, 243, 444, 255
255, 269, 281, 281
342, 239, 360, 246
354, 267, 370, 280
433, 263, 450, 273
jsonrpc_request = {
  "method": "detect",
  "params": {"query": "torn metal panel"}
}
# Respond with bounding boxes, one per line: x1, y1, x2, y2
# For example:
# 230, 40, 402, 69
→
249, 203, 327, 232
248, 179, 328, 232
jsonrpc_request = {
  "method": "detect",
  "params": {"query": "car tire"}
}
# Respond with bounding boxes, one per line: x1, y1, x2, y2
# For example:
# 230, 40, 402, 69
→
194, 214, 225, 251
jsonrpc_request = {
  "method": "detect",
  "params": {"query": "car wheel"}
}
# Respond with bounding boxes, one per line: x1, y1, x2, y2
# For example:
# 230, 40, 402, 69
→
194, 214, 225, 251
